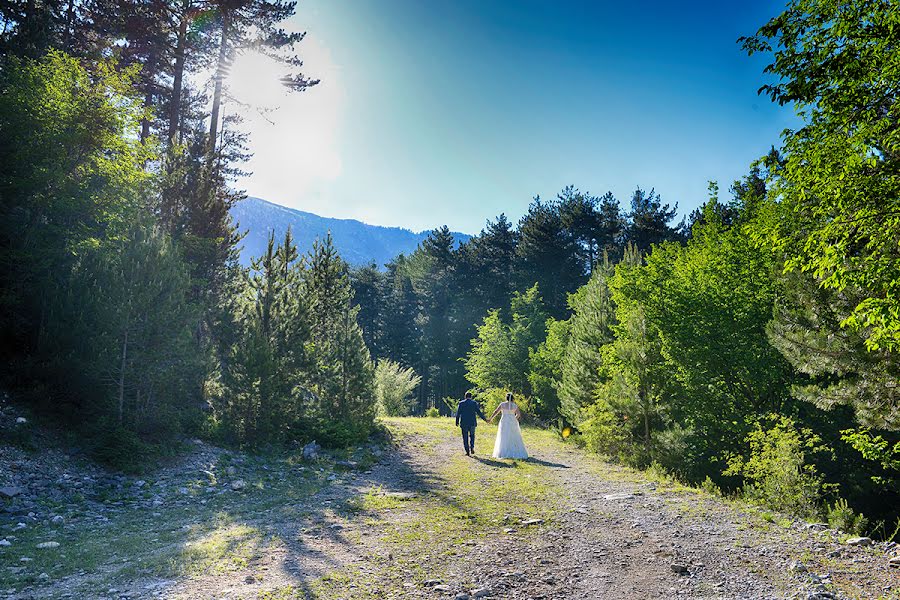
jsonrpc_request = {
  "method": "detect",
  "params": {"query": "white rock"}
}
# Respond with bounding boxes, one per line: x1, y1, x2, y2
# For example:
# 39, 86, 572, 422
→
846, 536, 873, 547
472, 588, 491, 598
888, 555, 899, 568
36, 542, 60, 549
602, 492, 634, 501
433, 585, 451, 592
521, 518, 543, 526
15, 417, 27, 424
0, 539, 10, 546
230, 480, 246, 491
51, 516, 64, 524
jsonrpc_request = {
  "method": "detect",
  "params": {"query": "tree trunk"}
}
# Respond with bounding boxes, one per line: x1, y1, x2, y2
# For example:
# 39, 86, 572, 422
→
140, 87, 153, 144
118, 329, 129, 426
208, 10, 230, 154
63, 0, 76, 51
168, 1, 189, 144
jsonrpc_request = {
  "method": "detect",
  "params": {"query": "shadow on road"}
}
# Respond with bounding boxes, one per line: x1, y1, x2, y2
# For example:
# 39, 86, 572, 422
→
524, 456, 570, 469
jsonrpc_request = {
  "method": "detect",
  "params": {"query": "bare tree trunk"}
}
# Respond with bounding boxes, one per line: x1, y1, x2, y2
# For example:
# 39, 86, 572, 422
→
168, 1, 189, 144
118, 329, 129, 426
208, 10, 230, 154
140, 87, 153, 144
63, 0, 76, 51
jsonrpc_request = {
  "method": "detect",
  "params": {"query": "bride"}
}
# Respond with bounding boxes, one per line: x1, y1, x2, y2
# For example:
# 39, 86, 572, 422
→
490, 393, 528, 459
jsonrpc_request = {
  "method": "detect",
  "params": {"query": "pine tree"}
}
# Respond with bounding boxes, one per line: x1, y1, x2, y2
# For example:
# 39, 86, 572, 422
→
516, 197, 585, 318
350, 263, 385, 358
625, 187, 683, 251
558, 256, 617, 424
304, 234, 375, 442
218, 229, 310, 442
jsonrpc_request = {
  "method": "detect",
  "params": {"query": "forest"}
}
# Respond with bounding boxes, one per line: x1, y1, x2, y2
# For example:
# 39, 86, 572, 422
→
1, 0, 898, 539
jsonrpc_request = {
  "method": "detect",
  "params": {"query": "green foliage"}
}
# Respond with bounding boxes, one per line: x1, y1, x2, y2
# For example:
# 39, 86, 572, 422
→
767, 272, 900, 430
216, 232, 376, 446
841, 429, 900, 491
375, 360, 421, 417
0, 51, 152, 353
826, 498, 869, 536
724, 416, 830, 519
305, 235, 376, 442
478, 388, 530, 423
464, 284, 549, 396
557, 260, 616, 424
0, 52, 200, 462
527, 317, 570, 422
742, 0, 900, 353
464, 309, 518, 391
424, 407, 441, 418
580, 395, 633, 464
216, 230, 311, 443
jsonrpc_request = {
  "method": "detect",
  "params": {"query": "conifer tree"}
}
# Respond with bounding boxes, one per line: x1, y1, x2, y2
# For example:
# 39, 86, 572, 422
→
558, 254, 618, 424
516, 197, 585, 317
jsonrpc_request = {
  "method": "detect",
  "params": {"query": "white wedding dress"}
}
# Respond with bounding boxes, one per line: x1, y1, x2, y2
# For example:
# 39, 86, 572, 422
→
493, 402, 528, 459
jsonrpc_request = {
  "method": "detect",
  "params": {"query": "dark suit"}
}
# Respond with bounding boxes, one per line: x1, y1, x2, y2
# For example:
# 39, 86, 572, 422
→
455, 398, 487, 454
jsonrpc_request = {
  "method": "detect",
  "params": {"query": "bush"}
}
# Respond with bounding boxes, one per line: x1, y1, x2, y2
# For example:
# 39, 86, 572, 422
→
375, 360, 421, 416
424, 407, 441, 418
87, 422, 154, 473
580, 401, 633, 464
700, 476, 722, 496
725, 415, 830, 519
827, 498, 868, 535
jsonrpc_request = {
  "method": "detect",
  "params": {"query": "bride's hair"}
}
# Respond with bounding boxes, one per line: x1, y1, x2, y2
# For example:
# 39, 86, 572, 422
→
506, 392, 513, 402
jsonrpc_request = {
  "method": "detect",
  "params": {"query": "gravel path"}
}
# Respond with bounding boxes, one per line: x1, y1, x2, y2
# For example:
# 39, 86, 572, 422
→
1, 416, 898, 599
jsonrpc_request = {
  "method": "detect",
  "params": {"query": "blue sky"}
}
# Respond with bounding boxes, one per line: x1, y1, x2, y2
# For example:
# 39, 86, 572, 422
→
231, 0, 796, 234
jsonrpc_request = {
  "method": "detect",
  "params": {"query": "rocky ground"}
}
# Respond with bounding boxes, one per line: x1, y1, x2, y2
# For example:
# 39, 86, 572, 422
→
0, 405, 898, 599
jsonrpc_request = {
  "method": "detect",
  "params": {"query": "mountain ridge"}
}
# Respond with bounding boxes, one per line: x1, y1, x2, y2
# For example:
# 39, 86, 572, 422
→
231, 196, 471, 268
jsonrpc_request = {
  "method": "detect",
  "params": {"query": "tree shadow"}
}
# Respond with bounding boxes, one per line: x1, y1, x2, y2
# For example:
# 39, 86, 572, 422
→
472, 455, 517, 468
523, 456, 570, 469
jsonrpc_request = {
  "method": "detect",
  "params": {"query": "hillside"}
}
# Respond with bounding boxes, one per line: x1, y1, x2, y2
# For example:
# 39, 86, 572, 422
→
231, 197, 471, 267
2, 414, 897, 599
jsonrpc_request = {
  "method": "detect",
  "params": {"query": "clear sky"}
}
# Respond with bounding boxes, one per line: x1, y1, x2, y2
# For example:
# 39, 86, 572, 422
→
229, 0, 796, 234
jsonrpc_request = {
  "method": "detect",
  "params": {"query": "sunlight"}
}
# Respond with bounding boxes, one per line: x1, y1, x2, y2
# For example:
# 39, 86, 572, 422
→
229, 35, 344, 202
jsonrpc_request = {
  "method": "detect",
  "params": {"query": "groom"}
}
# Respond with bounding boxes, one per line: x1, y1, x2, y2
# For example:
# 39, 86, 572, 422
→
455, 392, 488, 456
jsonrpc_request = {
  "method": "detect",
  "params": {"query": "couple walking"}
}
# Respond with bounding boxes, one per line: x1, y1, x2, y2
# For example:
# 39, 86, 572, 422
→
455, 392, 528, 459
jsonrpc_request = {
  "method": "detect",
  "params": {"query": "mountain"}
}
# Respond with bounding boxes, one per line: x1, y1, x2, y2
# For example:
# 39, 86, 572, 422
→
230, 197, 471, 268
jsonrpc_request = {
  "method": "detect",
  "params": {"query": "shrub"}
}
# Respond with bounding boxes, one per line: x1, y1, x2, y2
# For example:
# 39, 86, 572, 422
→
724, 415, 830, 519
826, 498, 868, 535
580, 401, 633, 464
375, 360, 421, 416
424, 407, 440, 418
700, 476, 722, 496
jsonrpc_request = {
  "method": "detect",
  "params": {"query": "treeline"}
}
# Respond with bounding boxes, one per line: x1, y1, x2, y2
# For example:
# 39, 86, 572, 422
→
350, 186, 684, 412
0, 1, 376, 466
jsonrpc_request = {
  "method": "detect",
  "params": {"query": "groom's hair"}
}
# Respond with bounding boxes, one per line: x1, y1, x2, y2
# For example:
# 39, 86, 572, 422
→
464, 392, 472, 399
